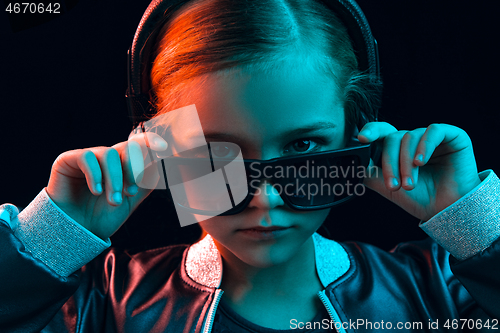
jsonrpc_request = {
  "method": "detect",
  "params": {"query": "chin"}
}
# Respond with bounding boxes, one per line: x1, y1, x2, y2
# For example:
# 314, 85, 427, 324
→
217, 227, 312, 269
199, 208, 330, 267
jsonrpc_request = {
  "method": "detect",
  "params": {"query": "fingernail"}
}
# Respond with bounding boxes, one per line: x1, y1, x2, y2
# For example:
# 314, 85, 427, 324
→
128, 185, 138, 195
391, 177, 399, 187
112, 192, 122, 204
405, 177, 413, 186
360, 129, 371, 138
96, 183, 102, 193
154, 138, 167, 149
415, 154, 423, 163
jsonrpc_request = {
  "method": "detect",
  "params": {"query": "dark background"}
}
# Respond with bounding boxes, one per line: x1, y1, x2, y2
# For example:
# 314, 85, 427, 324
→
2, 0, 498, 252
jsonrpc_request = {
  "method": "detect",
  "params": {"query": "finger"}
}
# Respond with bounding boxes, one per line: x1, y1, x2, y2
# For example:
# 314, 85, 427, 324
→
381, 131, 407, 191
128, 132, 169, 170
129, 132, 168, 152
76, 150, 103, 196
93, 147, 123, 206
358, 122, 398, 143
413, 124, 469, 166
127, 132, 165, 190
112, 141, 144, 196
399, 128, 426, 190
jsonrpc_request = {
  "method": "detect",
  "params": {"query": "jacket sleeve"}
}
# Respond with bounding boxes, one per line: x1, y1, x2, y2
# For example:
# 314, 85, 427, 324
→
0, 189, 111, 332
419, 169, 500, 319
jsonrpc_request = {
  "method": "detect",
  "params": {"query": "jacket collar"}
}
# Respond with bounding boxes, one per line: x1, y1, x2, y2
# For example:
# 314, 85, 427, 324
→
185, 232, 350, 289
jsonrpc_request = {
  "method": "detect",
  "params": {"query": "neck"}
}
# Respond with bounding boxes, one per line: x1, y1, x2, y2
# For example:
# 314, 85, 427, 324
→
218, 236, 322, 304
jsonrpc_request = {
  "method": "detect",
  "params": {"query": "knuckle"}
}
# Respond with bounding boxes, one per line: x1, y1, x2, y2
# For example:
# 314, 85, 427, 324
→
385, 133, 397, 142
53, 149, 77, 166
52, 153, 67, 168
402, 131, 413, 141
453, 124, 465, 132
403, 130, 422, 145
413, 127, 427, 137
427, 123, 441, 131
459, 130, 473, 146
80, 149, 96, 162
386, 131, 405, 142
104, 147, 120, 161
455, 126, 468, 137
409, 127, 424, 135
55, 151, 69, 162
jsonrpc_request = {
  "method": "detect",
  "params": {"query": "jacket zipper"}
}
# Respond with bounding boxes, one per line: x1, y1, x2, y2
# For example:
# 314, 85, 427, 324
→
202, 289, 343, 332
317, 290, 346, 333
203, 289, 224, 333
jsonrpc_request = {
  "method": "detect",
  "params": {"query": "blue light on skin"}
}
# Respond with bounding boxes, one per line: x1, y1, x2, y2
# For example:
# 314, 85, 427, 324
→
168, 60, 347, 328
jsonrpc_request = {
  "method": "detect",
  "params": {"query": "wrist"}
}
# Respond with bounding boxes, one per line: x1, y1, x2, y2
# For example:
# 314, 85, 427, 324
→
45, 186, 89, 230
432, 173, 482, 220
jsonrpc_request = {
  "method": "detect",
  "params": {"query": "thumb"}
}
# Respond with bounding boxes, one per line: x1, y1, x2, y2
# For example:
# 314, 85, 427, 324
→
128, 132, 168, 153
127, 132, 169, 190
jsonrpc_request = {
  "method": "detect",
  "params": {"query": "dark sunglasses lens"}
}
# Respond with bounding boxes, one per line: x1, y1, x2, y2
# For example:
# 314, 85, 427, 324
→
282, 155, 364, 207
164, 144, 248, 213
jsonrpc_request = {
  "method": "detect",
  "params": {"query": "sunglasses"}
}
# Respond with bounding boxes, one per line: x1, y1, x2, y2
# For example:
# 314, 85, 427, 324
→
157, 136, 382, 216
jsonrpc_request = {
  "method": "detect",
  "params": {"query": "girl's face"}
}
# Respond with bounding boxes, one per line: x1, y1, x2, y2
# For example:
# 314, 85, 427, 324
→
171, 61, 346, 267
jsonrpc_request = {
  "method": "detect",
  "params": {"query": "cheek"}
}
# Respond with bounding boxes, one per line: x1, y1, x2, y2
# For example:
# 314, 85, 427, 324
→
197, 216, 236, 242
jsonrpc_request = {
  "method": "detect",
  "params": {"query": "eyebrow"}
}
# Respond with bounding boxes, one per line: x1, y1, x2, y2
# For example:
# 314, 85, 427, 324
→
279, 121, 337, 138
202, 121, 337, 144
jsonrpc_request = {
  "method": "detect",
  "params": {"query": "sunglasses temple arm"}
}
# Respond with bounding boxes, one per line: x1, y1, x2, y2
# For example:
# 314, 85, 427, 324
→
370, 140, 383, 168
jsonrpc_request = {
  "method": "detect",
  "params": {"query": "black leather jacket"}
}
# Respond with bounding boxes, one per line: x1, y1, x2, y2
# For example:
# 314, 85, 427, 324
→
1, 170, 499, 332
1, 227, 499, 333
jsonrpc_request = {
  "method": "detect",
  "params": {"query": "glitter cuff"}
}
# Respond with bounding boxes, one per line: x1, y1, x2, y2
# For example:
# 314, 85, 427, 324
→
420, 170, 500, 261
12, 188, 111, 277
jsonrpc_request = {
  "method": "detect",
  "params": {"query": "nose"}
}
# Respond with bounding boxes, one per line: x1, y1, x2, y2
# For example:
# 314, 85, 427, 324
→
246, 179, 285, 211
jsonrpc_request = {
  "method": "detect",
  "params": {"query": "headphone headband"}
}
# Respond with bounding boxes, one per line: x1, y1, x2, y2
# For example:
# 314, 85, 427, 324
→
126, 0, 380, 127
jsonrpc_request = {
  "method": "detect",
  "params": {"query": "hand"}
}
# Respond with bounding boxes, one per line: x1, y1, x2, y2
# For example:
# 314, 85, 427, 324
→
46, 133, 168, 240
358, 122, 482, 221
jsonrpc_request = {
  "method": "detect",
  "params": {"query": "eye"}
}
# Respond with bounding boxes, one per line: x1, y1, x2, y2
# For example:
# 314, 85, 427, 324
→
284, 139, 320, 154
212, 143, 231, 157
209, 142, 239, 158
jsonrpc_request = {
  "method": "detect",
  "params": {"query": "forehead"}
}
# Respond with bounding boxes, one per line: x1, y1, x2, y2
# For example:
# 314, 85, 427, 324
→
174, 64, 345, 146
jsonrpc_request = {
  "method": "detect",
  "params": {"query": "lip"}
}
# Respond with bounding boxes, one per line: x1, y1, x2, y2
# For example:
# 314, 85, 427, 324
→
238, 226, 290, 231
237, 226, 294, 240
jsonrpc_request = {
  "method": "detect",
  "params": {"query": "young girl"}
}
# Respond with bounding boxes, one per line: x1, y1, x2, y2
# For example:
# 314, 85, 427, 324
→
1, 0, 499, 332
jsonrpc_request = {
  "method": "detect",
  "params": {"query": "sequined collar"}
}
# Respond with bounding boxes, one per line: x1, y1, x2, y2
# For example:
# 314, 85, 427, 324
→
184, 232, 350, 289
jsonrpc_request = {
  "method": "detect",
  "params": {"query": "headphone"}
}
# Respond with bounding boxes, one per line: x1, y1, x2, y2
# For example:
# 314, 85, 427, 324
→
125, 0, 380, 129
